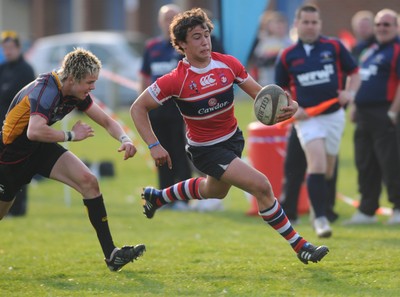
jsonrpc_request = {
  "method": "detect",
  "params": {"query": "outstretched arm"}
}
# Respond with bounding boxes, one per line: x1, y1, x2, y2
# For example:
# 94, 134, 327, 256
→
85, 103, 137, 160
130, 89, 172, 169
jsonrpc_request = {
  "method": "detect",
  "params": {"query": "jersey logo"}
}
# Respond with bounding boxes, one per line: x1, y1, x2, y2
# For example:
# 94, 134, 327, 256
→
297, 64, 334, 86
219, 74, 228, 85
200, 74, 217, 88
151, 60, 179, 76
198, 100, 230, 115
320, 51, 333, 62
360, 65, 378, 81
150, 83, 161, 97
0, 184, 5, 194
189, 81, 198, 91
208, 98, 217, 107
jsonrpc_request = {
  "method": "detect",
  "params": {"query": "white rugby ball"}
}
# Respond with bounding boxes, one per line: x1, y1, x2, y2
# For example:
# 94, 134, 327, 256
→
254, 84, 289, 125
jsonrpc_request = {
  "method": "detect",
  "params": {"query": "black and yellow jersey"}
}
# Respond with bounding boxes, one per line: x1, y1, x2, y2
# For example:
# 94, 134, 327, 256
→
0, 71, 93, 164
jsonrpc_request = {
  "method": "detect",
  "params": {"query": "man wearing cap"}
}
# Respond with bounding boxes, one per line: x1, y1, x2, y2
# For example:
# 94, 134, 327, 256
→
0, 31, 35, 216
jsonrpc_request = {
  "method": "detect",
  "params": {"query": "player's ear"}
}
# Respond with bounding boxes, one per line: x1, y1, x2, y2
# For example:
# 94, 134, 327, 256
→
178, 41, 187, 50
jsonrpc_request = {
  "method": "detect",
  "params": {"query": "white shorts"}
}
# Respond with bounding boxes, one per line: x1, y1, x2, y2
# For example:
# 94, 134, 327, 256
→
294, 108, 345, 155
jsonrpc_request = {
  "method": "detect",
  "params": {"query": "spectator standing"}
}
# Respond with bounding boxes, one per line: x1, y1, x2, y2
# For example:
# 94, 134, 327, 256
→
280, 126, 340, 224
275, 4, 360, 237
249, 11, 292, 86
351, 10, 376, 61
0, 31, 35, 216
140, 4, 192, 211
345, 9, 400, 225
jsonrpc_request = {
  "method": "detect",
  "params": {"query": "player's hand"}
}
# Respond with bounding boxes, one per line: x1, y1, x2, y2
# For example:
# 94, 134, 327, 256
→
338, 89, 355, 106
118, 142, 137, 160
293, 106, 309, 121
150, 145, 172, 169
276, 92, 298, 122
349, 102, 357, 123
71, 120, 95, 141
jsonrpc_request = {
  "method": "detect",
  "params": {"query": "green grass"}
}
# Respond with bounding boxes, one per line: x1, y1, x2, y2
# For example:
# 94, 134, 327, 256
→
1, 99, 399, 297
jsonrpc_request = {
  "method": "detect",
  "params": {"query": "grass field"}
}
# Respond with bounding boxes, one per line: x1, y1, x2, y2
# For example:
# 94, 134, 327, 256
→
1, 99, 399, 297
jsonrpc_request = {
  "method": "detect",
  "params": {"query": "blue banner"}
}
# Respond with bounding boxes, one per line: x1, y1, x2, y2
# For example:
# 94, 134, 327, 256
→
221, 0, 269, 65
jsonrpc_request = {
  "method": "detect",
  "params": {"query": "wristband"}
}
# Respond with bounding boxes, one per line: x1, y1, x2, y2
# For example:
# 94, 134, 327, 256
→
119, 134, 132, 143
64, 131, 75, 142
148, 141, 160, 149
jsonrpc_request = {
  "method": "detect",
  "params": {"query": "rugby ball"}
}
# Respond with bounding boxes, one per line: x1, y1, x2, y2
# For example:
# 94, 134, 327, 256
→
254, 84, 289, 125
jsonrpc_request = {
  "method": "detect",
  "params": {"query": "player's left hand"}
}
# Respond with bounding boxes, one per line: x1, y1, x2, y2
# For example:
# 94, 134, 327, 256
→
338, 89, 355, 106
276, 92, 298, 122
118, 142, 137, 160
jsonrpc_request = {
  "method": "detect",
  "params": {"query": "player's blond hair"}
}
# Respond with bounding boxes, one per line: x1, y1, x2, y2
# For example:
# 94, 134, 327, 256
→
169, 7, 214, 55
58, 48, 102, 82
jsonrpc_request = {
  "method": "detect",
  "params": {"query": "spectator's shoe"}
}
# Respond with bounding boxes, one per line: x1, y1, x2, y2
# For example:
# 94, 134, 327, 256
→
297, 242, 329, 264
313, 216, 332, 238
142, 187, 162, 219
190, 199, 224, 212
170, 201, 190, 211
105, 244, 146, 272
387, 209, 400, 225
343, 211, 377, 225
326, 209, 339, 223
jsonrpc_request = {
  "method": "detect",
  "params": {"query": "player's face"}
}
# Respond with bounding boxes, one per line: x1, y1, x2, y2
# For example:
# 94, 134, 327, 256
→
296, 11, 321, 44
181, 24, 212, 67
374, 13, 398, 44
66, 73, 98, 100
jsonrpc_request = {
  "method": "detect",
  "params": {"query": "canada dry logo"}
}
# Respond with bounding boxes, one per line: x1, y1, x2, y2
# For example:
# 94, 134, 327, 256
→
200, 74, 216, 88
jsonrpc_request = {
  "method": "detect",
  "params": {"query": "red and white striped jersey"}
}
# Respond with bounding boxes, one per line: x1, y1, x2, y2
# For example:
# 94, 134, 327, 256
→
148, 52, 249, 146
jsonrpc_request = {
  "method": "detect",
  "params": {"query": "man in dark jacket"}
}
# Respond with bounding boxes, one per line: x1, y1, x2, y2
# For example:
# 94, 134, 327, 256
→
0, 31, 35, 216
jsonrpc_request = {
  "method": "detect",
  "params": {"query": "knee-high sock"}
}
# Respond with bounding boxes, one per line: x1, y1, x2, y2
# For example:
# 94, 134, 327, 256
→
156, 177, 205, 205
307, 173, 327, 218
83, 195, 115, 259
259, 198, 307, 252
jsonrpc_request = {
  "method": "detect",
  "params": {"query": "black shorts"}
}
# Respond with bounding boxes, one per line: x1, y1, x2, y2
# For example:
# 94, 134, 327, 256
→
0, 143, 67, 201
186, 128, 245, 180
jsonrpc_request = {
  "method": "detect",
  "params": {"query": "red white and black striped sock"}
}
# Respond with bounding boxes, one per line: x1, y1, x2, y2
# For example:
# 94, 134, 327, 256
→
156, 177, 205, 205
259, 198, 307, 252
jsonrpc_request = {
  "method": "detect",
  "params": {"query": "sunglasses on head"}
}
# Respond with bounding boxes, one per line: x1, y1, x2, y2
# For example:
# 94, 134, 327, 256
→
374, 22, 392, 27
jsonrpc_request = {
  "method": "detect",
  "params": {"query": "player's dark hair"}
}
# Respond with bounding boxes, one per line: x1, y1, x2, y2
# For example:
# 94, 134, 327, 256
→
169, 7, 214, 55
295, 4, 320, 20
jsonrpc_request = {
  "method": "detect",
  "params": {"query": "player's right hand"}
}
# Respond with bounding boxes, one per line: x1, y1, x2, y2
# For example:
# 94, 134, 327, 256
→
71, 120, 95, 141
150, 145, 172, 169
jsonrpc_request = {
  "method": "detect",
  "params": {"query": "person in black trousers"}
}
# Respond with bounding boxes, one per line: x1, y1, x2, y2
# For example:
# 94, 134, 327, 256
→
345, 9, 400, 225
0, 31, 35, 216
